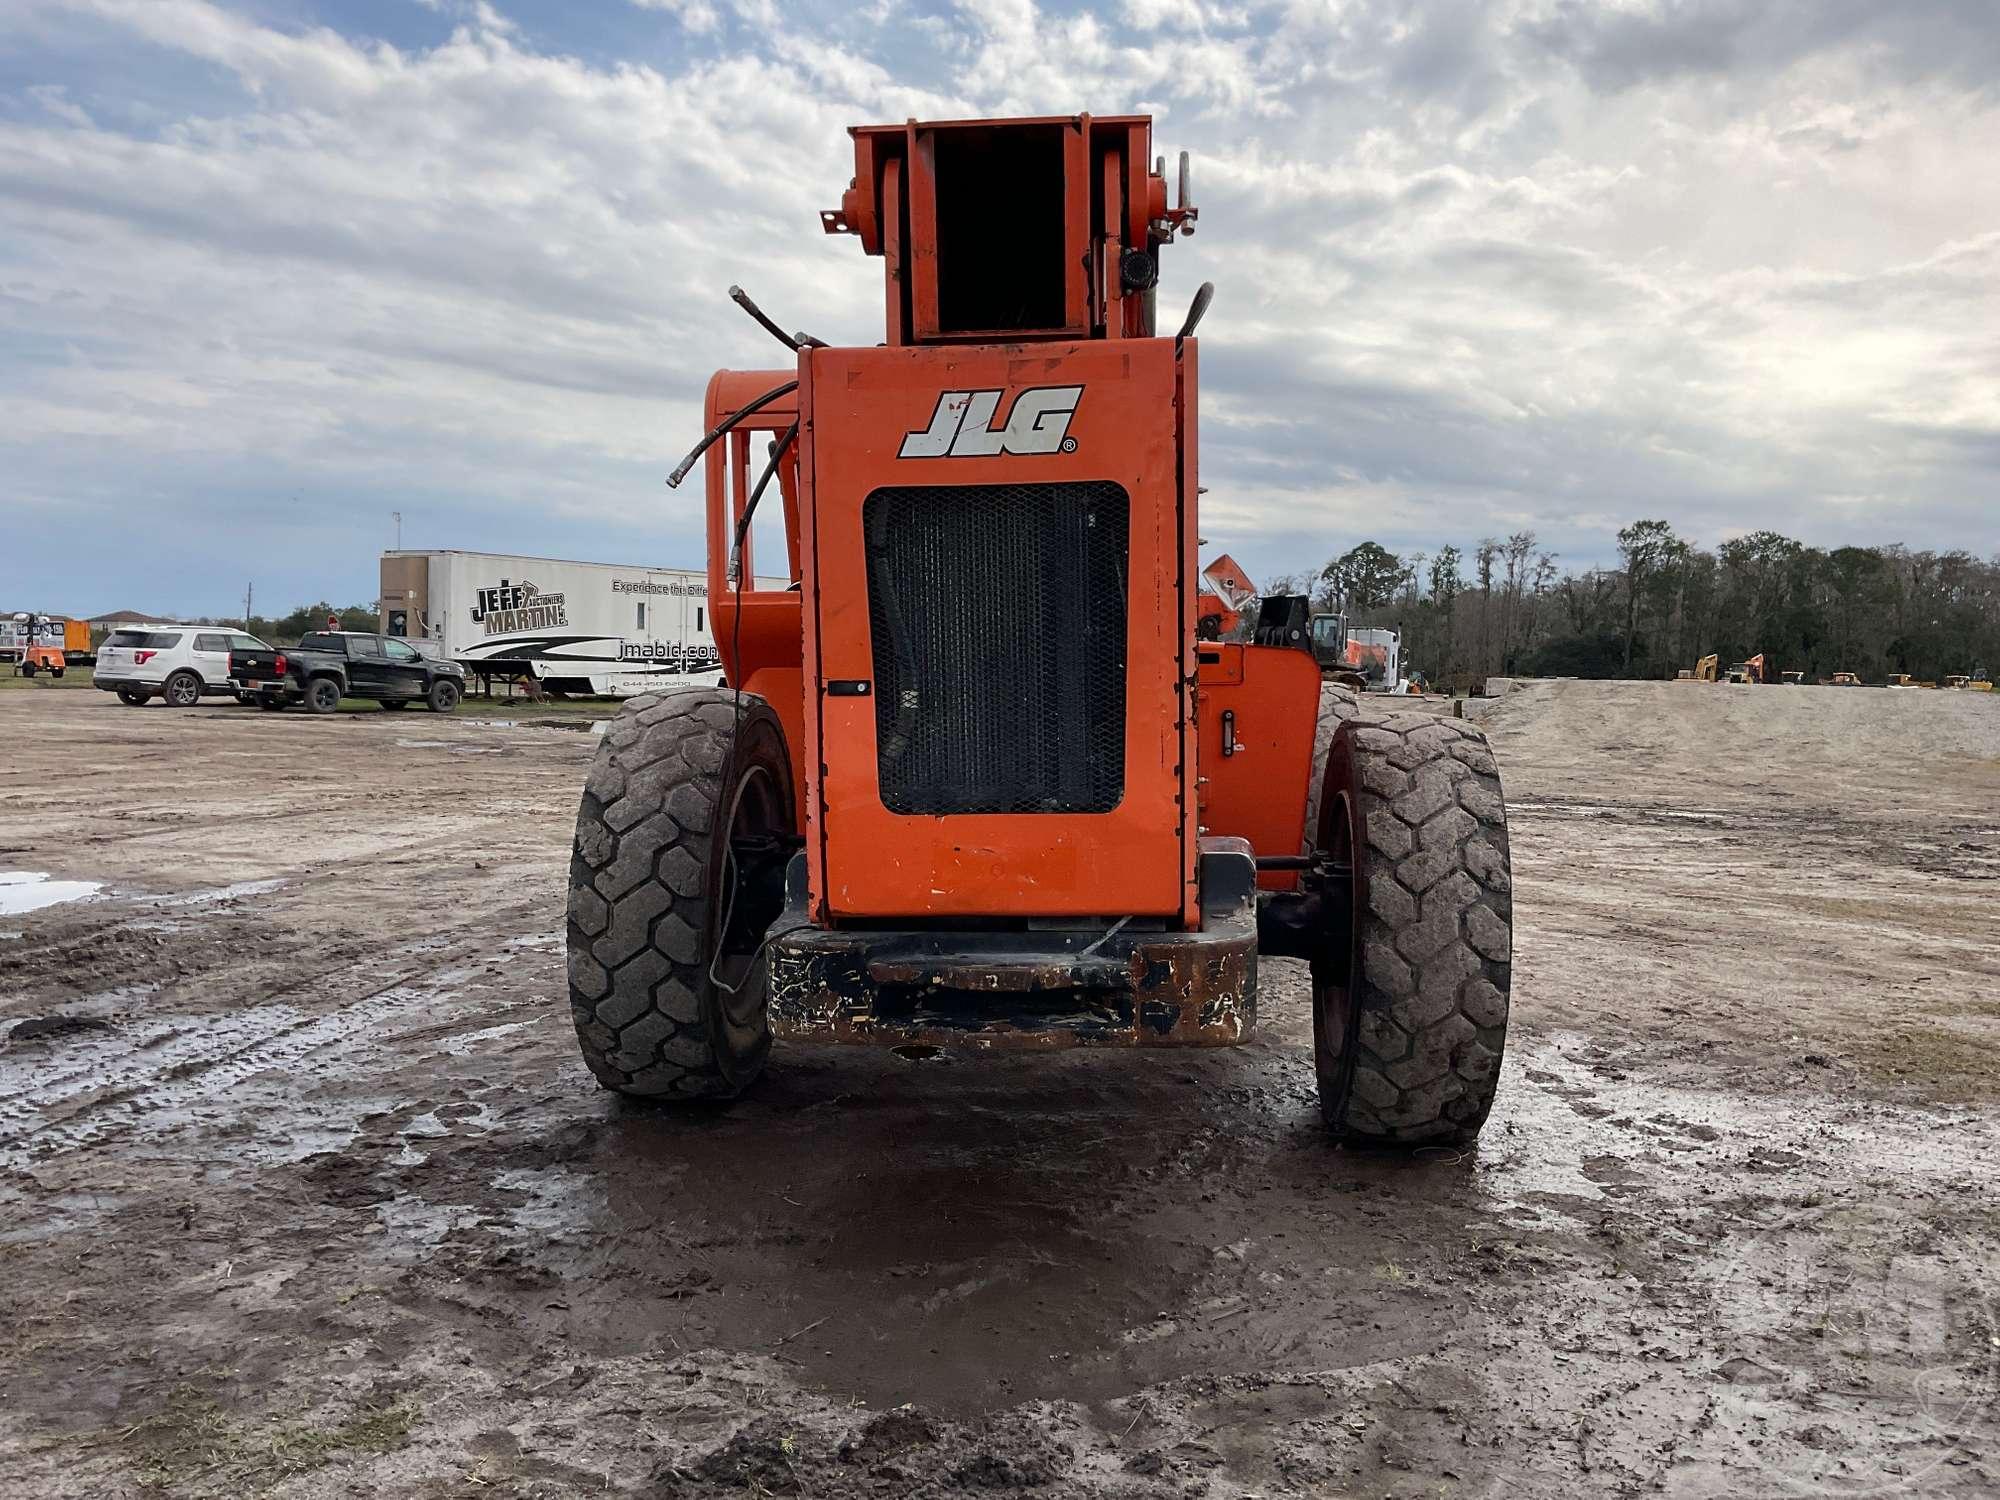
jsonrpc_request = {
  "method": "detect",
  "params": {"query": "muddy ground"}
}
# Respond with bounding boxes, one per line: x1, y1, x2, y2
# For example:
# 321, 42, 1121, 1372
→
1, 680, 1996, 1498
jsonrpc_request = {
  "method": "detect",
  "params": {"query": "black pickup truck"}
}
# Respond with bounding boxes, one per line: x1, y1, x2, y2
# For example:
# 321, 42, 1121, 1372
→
231, 632, 467, 714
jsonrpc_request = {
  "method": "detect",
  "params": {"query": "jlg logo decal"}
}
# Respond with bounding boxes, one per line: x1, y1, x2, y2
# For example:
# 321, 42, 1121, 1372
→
898, 385, 1083, 458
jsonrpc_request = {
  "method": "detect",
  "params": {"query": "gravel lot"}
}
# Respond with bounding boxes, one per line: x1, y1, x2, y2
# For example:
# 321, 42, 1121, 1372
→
1, 680, 1996, 1497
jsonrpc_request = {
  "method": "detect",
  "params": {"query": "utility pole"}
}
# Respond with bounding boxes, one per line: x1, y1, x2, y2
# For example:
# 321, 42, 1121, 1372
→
243, 581, 253, 632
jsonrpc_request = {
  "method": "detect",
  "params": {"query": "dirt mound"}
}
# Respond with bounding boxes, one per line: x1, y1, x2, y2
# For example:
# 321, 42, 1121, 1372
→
1477, 679, 2000, 812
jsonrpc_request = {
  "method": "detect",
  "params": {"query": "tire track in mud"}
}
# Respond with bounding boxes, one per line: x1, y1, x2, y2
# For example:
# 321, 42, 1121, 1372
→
0, 936, 448, 1122
0, 920, 546, 1169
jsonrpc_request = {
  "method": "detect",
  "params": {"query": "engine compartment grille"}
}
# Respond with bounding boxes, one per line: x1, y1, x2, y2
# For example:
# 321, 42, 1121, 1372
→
863, 481, 1129, 815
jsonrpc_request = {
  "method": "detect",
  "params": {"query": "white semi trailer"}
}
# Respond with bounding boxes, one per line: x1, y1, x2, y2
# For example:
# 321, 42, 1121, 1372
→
379, 550, 783, 697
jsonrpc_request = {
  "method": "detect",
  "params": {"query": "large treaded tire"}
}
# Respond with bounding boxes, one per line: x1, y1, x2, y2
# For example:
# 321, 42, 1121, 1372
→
567, 688, 794, 1100
1302, 682, 1361, 853
1313, 711, 1511, 1146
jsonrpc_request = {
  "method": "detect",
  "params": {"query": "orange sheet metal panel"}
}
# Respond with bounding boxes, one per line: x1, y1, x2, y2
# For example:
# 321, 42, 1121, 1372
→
802, 338, 1188, 921
1196, 642, 1322, 891
1174, 340, 1199, 927
704, 368, 809, 836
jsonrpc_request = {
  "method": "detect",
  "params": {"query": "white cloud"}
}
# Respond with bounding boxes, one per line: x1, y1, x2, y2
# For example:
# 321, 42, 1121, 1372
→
2, 0, 1997, 614
26, 83, 94, 127
629, 0, 721, 33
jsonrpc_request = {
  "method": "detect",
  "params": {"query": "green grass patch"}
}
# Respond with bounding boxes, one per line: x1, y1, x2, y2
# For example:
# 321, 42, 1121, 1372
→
1848, 1024, 2000, 1104
0, 664, 93, 689
122, 1383, 417, 1491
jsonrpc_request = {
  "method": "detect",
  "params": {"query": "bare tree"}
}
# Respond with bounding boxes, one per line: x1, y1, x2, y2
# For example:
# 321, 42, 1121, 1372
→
1474, 538, 1500, 675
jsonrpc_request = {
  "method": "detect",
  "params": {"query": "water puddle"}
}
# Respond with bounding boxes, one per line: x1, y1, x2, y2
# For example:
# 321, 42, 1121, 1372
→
158, 879, 287, 907
0, 872, 104, 916
431, 1019, 542, 1057
394, 738, 502, 754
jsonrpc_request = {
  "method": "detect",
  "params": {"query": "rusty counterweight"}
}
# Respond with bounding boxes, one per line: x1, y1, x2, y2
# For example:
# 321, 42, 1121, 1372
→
767, 842, 1259, 1049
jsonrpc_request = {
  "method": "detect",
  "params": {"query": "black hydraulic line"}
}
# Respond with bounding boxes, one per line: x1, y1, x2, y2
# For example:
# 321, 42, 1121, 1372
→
1176, 281, 1215, 342
721, 420, 799, 929
665, 379, 798, 489
729, 421, 799, 580
729, 285, 829, 352
1254, 855, 1354, 875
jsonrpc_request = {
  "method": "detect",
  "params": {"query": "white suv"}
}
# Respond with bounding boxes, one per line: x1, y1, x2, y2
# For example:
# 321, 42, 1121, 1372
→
94, 627, 272, 708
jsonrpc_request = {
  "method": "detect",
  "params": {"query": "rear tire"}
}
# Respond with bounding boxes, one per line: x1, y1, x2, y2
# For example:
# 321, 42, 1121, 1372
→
117, 686, 150, 706
1312, 712, 1512, 1147
426, 679, 461, 714
1302, 682, 1361, 853
163, 670, 202, 708
567, 688, 795, 1099
305, 677, 341, 714
19, 662, 35, 679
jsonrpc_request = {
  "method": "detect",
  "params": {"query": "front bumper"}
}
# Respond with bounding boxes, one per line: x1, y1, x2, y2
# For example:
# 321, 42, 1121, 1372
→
767, 839, 1259, 1049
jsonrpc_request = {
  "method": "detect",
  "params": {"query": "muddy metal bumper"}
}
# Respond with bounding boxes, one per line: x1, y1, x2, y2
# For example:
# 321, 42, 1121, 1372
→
767, 840, 1259, 1049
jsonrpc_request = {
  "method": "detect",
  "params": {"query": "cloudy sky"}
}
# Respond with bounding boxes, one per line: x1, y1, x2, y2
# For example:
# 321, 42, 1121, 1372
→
3, 0, 1996, 617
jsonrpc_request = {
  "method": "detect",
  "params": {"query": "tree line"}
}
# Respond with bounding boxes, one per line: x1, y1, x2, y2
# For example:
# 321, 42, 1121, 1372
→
137, 601, 380, 647
1265, 524, 2000, 686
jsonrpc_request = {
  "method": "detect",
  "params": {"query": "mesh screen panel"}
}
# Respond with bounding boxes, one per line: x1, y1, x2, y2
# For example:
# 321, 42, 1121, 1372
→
863, 481, 1129, 815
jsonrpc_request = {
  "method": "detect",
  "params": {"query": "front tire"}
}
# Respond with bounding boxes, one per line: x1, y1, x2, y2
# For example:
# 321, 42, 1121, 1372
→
1313, 713, 1512, 1147
163, 670, 202, 708
426, 679, 461, 714
304, 677, 341, 714
567, 689, 795, 1099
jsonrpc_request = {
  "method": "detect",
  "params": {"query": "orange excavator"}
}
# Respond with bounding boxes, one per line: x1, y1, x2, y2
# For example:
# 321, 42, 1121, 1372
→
562, 114, 1514, 1146
1724, 653, 1773, 684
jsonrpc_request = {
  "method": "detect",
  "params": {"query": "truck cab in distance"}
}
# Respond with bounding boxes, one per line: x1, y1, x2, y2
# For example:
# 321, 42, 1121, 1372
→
232, 632, 466, 715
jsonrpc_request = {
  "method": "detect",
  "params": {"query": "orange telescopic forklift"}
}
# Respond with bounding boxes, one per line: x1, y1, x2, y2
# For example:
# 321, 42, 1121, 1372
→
566, 115, 1513, 1145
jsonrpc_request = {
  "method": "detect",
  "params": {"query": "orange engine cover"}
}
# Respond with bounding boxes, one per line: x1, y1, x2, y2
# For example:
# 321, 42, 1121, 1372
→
797, 338, 1198, 923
